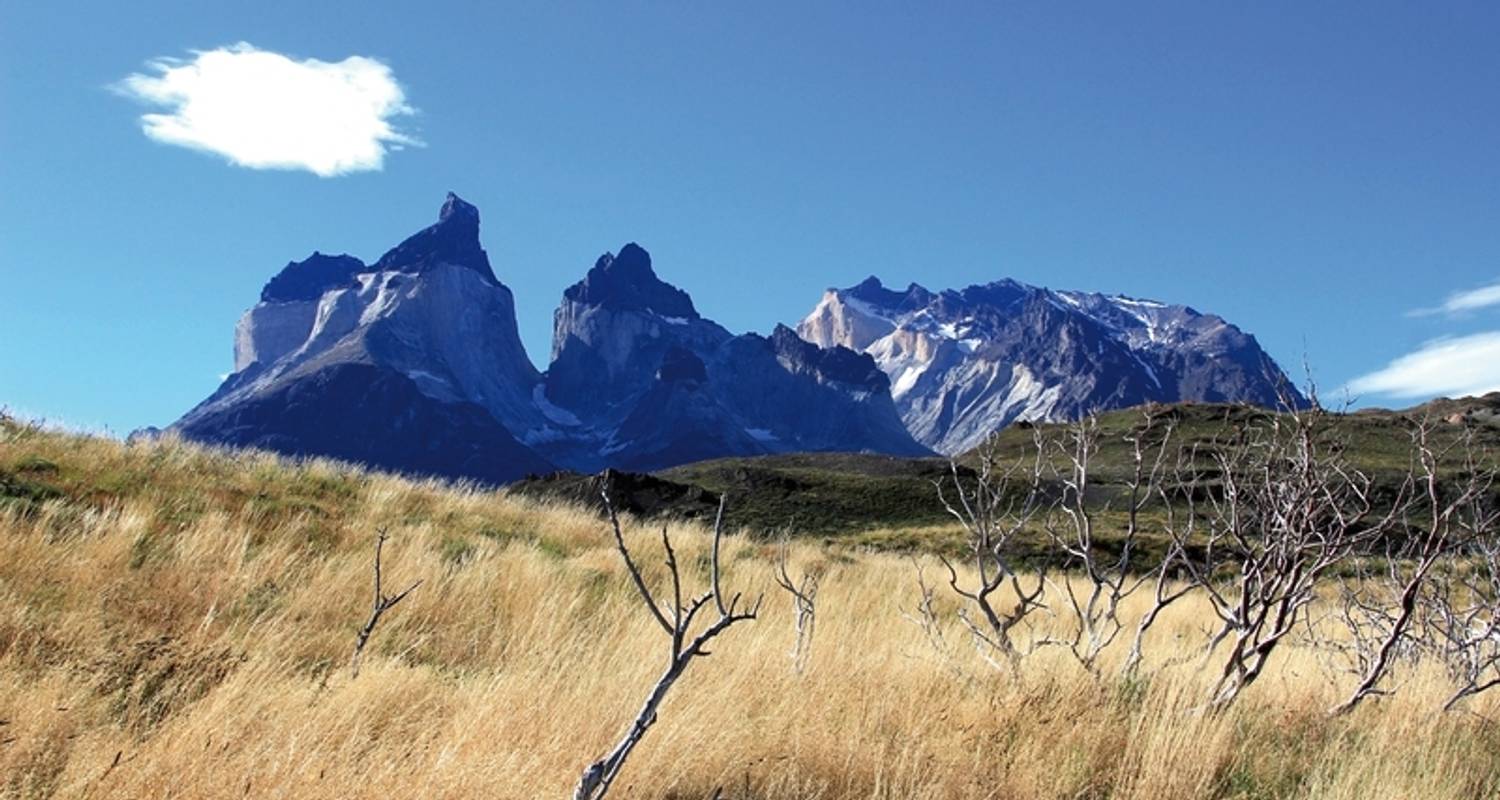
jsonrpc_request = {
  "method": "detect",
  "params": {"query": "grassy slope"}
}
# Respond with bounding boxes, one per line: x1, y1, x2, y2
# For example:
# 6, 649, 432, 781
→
4, 416, 1500, 798
635, 397, 1500, 540
660, 453, 957, 534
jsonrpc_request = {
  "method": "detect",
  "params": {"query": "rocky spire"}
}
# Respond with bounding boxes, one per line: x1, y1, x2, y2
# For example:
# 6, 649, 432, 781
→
371, 192, 497, 282
259, 251, 366, 303
845, 275, 933, 311
562, 242, 699, 319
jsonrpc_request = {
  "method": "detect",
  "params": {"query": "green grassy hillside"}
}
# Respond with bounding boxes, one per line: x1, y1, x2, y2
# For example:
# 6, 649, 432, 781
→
511, 396, 1500, 545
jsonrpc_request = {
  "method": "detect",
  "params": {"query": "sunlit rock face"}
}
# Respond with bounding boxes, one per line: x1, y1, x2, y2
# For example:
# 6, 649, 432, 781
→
799, 276, 1300, 455
175, 194, 555, 483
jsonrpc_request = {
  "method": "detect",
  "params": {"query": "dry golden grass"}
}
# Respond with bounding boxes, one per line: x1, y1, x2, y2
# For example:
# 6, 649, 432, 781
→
2, 425, 1499, 799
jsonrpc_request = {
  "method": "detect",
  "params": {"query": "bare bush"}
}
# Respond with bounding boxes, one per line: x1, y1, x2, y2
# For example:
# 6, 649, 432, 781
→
574, 481, 760, 800
1314, 424, 1498, 714
920, 410, 1206, 678
932, 432, 1049, 670
901, 558, 968, 677
350, 529, 422, 679
1178, 403, 1411, 709
1399, 435, 1500, 711
772, 536, 819, 674
1038, 411, 1187, 675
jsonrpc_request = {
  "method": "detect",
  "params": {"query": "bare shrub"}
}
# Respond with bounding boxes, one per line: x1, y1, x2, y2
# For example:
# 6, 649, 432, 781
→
1038, 411, 1187, 675
901, 558, 968, 677
1178, 402, 1410, 709
573, 480, 760, 800
350, 529, 422, 679
1316, 425, 1497, 713
1409, 440, 1500, 711
772, 535, 819, 674
931, 432, 1049, 669
920, 410, 1203, 678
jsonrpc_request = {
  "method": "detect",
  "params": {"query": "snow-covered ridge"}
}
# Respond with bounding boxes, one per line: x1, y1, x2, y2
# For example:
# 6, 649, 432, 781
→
797, 276, 1295, 455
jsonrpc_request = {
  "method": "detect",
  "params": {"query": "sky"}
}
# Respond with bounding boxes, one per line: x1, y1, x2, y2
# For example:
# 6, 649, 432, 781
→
2, 1, 1500, 434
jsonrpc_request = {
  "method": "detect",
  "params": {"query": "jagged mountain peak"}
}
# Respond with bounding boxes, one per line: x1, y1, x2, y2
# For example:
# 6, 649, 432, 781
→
260, 252, 366, 303
563, 242, 698, 319
769, 324, 890, 393
800, 274, 1300, 454
182, 192, 551, 483
371, 192, 496, 283
180, 192, 1299, 483
845, 275, 934, 311
607, 242, 651, 272
439, 191, 479, 223
545, 246, 930, 468
932, 278, 1037, 312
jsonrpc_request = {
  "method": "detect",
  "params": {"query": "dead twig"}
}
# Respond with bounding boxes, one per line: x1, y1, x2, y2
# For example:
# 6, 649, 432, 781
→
350, 529, 422, 679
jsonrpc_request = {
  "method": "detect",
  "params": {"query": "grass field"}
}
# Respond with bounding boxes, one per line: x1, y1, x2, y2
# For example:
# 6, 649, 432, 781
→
3, 416, 1500, 799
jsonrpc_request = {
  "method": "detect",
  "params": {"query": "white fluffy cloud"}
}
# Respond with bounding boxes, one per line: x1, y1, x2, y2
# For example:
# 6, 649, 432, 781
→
1347, 332, 1500, 400
116, 43, 419, 177
1409, 280, 1500, 317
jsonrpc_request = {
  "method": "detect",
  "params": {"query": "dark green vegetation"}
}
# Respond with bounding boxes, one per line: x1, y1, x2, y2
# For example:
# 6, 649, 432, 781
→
510, 453, 961, 540
513, 394, 1500, 544
661, 453, 959, 533
986, 396, 1500, 480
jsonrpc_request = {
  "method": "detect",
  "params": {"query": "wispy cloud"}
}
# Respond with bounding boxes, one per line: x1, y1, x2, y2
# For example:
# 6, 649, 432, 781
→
1347, 331, 1500, 400
115, 43, 419, 177
1407, 280, 1500, 317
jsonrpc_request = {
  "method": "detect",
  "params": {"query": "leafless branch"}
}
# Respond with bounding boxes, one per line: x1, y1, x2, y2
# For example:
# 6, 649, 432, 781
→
1190, 399, 1411, 710
350, 529, 422, 679
772, 535, 819, 674
1035, 410, 1184, 675
574, 475, 761, 800
1316, 423, 1497, 714
928, 430, 1051, 670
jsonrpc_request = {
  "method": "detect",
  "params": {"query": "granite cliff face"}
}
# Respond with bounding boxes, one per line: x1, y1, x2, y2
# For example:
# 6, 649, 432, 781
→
539, 244, 931, 471
173, 198, 930, 481
544, 244, 733, 429
175, 194, 553, 483
798, 276, 1299, 454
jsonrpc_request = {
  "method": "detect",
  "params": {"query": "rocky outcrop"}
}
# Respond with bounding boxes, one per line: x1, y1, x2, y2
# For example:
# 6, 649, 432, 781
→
545, 244, 732, 427
369, 192, 498, 281
703, 326, 926, 458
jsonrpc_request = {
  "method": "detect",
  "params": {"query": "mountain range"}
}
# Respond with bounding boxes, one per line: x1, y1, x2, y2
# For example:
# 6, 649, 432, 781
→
798, 276, 1300, 454
167, 193, 1298, 482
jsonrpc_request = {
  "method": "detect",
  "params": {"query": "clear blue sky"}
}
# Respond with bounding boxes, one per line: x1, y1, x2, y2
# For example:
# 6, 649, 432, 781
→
3, 1, 1499, 434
